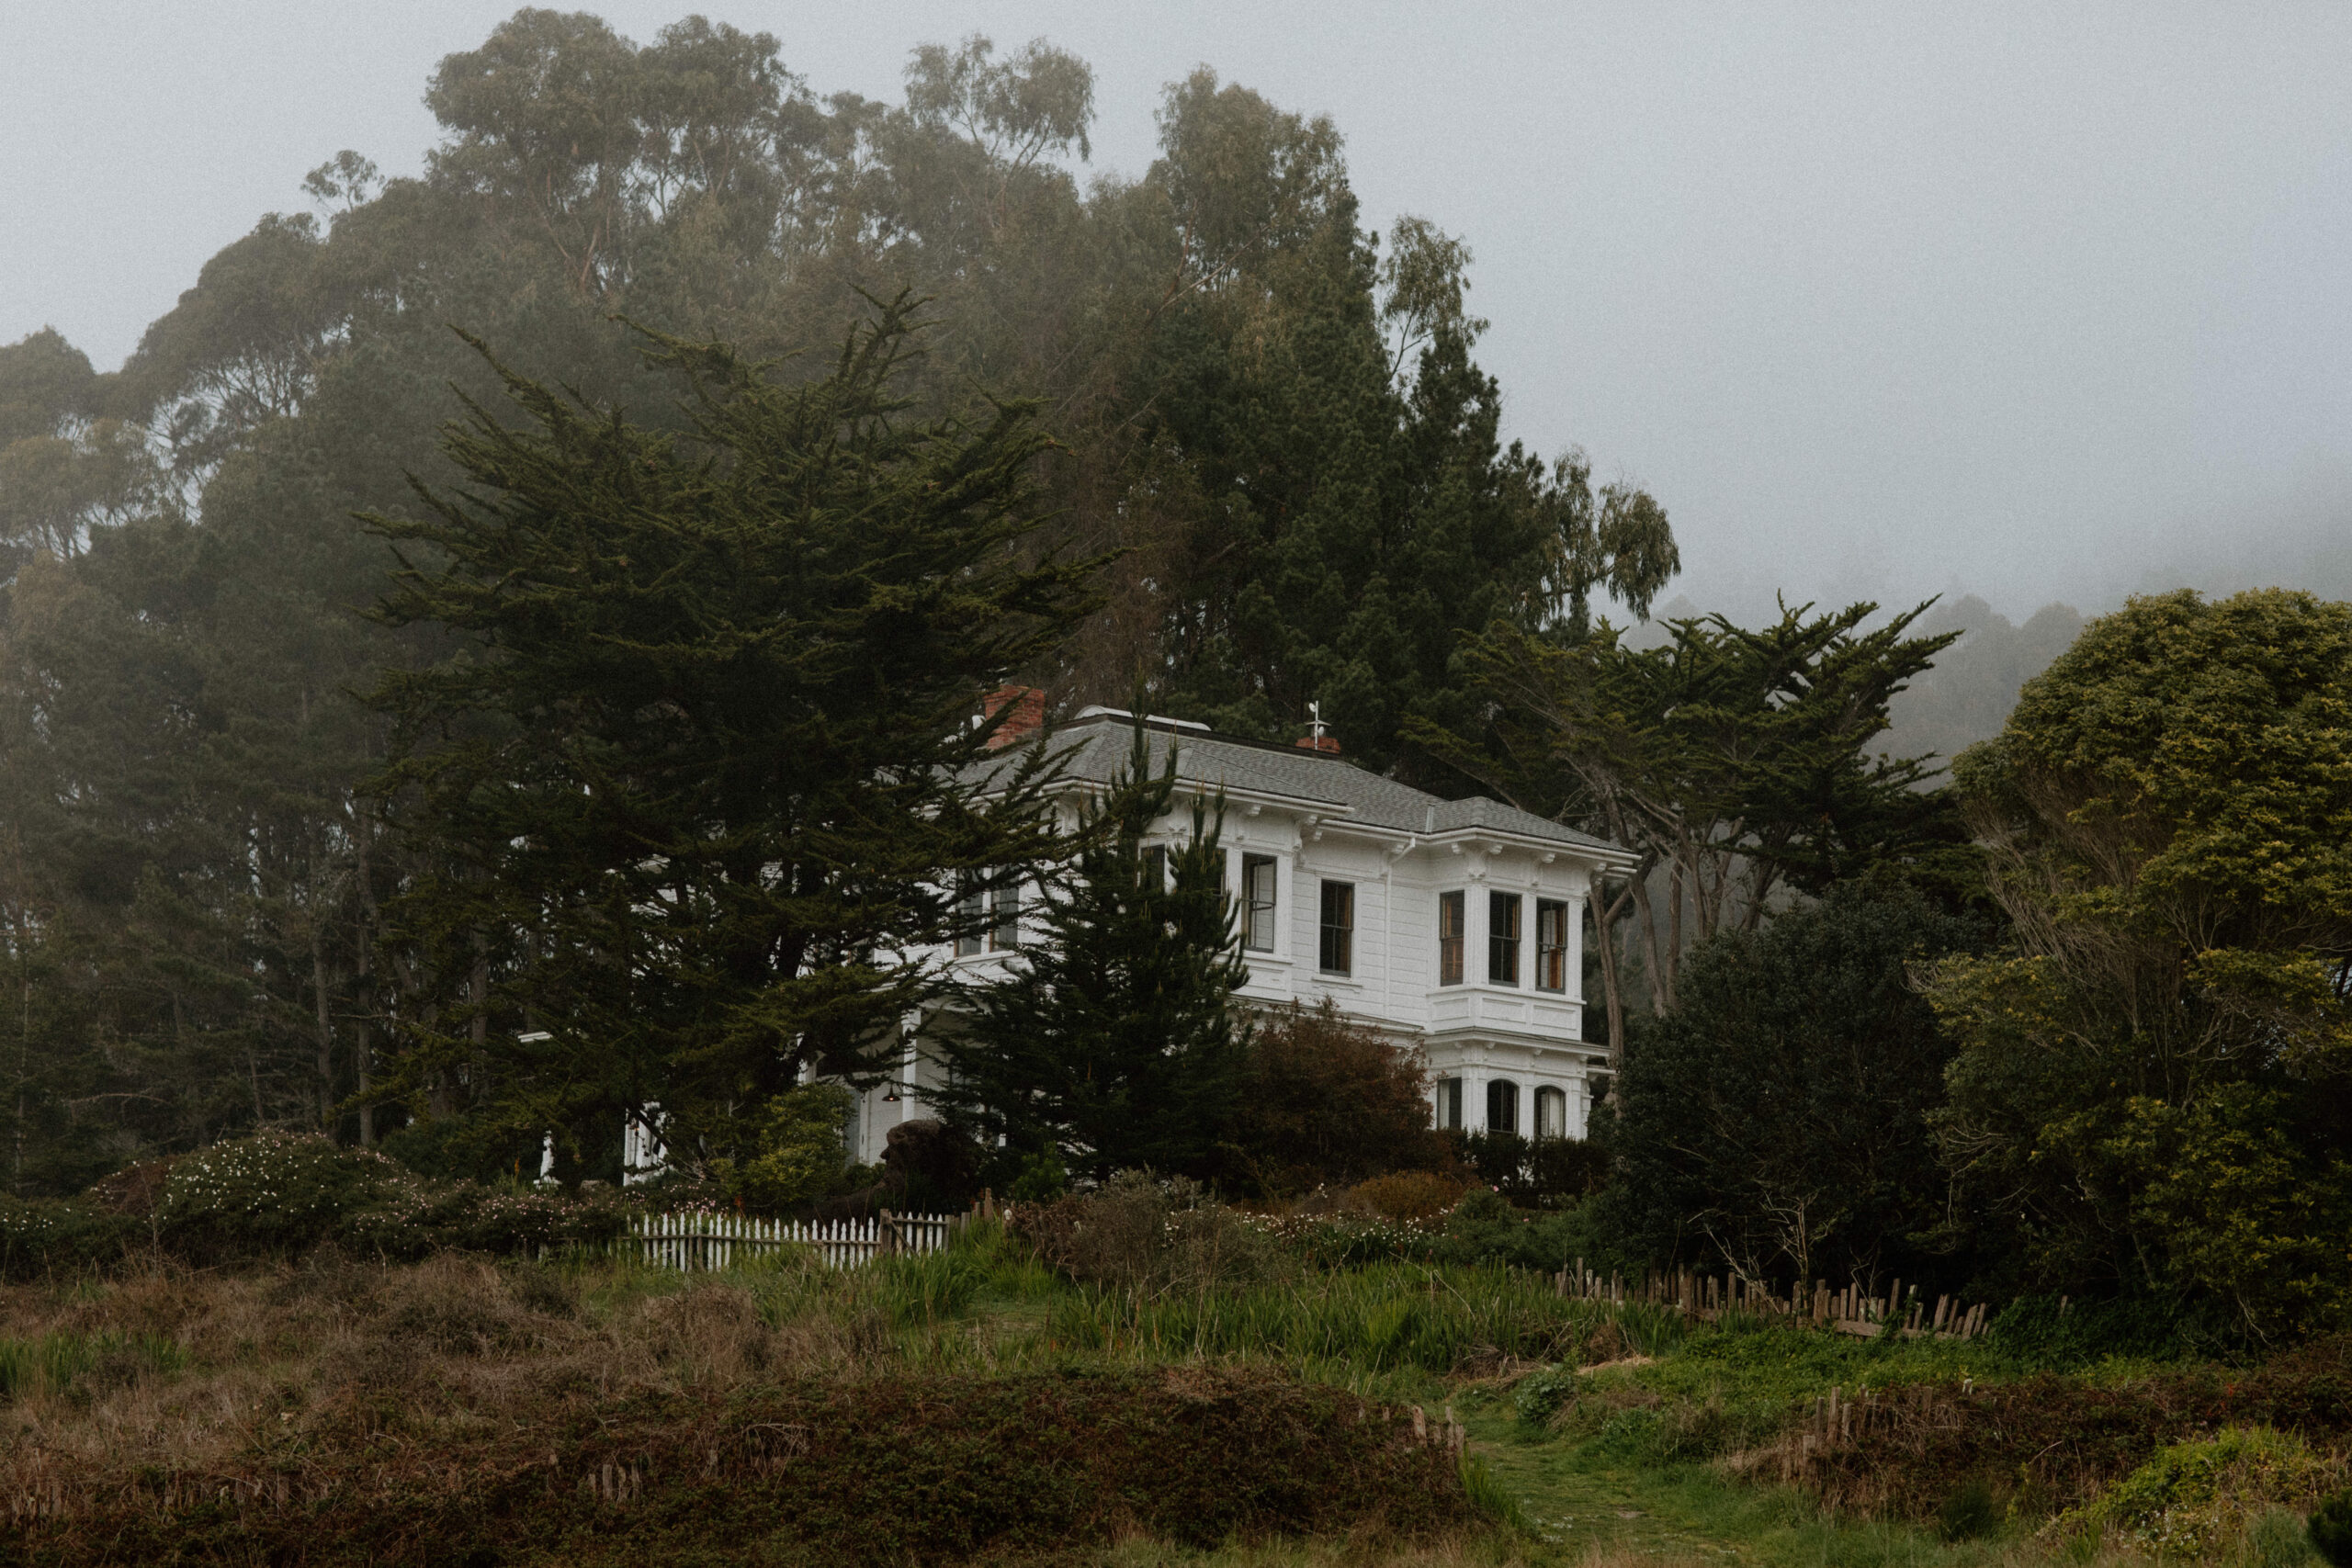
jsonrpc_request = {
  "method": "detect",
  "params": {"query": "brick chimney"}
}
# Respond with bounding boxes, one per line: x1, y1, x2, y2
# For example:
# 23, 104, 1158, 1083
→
1294, 734, 1340, 755
982, 685, 1046, 750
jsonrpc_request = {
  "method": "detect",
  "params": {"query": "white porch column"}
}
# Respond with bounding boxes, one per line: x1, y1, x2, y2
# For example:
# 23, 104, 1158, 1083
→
1566, 889, 1588, 1004
1466, 874, 1490, 987
1463, 1063, 1489, 1134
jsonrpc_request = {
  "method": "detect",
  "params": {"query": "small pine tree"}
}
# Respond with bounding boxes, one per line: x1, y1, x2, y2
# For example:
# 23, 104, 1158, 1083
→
935, 720, 1250, 1184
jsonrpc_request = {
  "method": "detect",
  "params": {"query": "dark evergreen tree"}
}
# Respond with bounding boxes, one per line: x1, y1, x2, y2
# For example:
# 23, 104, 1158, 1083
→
361, 298, 1102, 1168
1590, 887, 1985, 1289
0, 14, 1668, 1179
933, 721, 1250, 1183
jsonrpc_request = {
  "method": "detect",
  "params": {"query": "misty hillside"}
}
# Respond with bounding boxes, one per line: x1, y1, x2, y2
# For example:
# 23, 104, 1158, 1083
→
1878, 595, 2086, 773
1630, 593, 2084, 775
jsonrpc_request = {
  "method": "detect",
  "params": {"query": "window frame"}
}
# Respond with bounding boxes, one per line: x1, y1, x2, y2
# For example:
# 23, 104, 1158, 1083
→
1535, 898, 1568, 993
956, 882, 985, 958
989, 881, 1021, 951
1533, 1084, 1568, 1139
1486, 1077, 1520, 1135
1242, 853, 1278, 953
1317, 879, 1355, 975
1487, 891, 1521, 987
1437, 890, 1465, 986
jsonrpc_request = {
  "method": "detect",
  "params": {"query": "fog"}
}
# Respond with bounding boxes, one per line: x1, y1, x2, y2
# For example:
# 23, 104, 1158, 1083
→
6, 1, 2347, 623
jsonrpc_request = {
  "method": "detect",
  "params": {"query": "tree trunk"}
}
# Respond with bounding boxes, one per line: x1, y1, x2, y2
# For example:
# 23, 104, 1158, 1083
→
1589, 877, 1638, 1069
312, 936, 336, 1134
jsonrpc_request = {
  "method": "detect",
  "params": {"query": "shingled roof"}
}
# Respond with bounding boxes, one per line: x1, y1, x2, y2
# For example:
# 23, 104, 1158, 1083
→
999, 713, 1628, 859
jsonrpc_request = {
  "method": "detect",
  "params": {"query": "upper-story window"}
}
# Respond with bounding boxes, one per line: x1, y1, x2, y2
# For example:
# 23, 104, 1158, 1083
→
1535, 898, 1569, 992
956, 882, 985, 958
1488, 891, 1521, 986
1437, 890, 1465, 985
957, 877, 1019, 955
1242, 854, 1277, 953
1142, 845, 1167, 890
1318, 880, 1354, 975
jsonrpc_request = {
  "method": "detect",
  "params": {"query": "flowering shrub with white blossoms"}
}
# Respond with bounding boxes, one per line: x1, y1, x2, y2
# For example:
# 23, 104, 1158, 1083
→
0, 1132, 631, 1274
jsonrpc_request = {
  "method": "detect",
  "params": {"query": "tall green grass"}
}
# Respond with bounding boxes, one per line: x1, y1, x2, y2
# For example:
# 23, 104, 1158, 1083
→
0, 1330, 186, 1399
1046, 1262, 1686, 1374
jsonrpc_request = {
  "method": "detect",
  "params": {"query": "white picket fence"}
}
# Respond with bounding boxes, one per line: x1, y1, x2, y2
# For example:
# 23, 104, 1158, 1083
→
631, 1209, 963, 1272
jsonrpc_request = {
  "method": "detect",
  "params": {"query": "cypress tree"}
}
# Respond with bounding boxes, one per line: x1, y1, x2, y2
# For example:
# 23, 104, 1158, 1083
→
934, 720, 1250, 1184
360, 298, 1102, 1168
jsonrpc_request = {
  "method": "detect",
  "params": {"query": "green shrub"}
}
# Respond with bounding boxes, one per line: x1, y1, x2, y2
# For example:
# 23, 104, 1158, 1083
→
1430, 1186, 1597, 1271
1007, 1146, 1067, 1202
7, 1133, 629, 1273
0, 1197, 141, 1277
1018, 1172, 1291, 1292
157, 1133, 413, 1258
2312, 1489, 2352, 1568
730, 1084, 857, 1213
2061, 1427, 2344, 1557
1514, 1364, 1578, 1429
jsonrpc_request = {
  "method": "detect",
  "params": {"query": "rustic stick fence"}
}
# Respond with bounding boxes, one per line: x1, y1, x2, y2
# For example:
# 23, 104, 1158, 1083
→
631, 1209, 967, 1272
1553, 1260, 1993, 1341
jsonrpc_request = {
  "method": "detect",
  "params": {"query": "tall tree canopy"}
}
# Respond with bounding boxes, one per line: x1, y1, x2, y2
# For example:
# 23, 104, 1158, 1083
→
1926, 588, 2352, 1340
0, 8, 1669, 1185
364, 299, 1101, 1169
1424, 602, 1971, 1052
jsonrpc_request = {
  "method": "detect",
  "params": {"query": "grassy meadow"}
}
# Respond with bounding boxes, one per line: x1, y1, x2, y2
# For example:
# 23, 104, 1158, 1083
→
0, 1210, 2342, 1566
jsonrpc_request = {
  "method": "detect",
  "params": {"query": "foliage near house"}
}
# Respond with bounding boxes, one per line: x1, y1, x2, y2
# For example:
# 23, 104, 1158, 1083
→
1927, 587, 2352, 1338
1424, 600, 1974, 1053
1593, 887, 1987, 1290
0, 1132, 627, 1275
362, 300, 1102, 1174
932, 722, 1250, 1186
1232, 1001, 1450, 1195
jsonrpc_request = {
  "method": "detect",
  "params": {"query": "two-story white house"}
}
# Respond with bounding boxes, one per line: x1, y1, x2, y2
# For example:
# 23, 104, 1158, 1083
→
846, 705, 1637, 1166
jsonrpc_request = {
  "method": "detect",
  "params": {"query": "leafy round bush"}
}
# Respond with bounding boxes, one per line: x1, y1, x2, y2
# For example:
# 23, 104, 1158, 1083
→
732, 1084, 857, 1213
1514, 1364, 1578, 1428
2312, 1489, 2352, 1568
158, 1133, 414, 1258
0, 1197, 140, 1276
1353, 1171, 1465, 1222
2062, 1427, 2339, 1557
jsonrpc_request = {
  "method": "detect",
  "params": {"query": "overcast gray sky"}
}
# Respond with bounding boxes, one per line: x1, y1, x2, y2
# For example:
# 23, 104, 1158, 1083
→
6, 1, 2347, 623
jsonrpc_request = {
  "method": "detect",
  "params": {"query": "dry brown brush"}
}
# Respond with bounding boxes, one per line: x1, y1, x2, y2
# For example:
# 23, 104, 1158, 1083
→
0, 1255, 1469, 1565
1742, 1334, 2352, 1521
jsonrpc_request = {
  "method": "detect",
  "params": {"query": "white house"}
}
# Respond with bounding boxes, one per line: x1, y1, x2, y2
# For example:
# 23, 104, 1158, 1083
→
847, 705, 1637, 1165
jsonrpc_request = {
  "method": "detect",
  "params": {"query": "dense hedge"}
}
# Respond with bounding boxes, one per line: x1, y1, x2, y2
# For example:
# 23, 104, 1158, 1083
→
1793, 1333, 2352, 1519
13, 1370, 1469, 1565
0, 1134, 628, 1277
